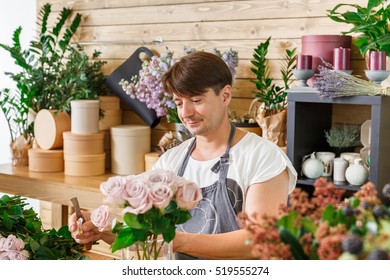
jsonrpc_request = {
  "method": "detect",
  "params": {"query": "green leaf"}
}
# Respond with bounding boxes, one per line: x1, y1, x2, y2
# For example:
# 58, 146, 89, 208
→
277, 211, 300, 238
162, 225, 176, 243
279, 227, 309, 260
111, 228, 136, 252
123, 212, 145, 229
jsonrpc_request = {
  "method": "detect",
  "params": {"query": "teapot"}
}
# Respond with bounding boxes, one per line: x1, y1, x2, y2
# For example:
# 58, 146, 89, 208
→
301, 152, 324, 179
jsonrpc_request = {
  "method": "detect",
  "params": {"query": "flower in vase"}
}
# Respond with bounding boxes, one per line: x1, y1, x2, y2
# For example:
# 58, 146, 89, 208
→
92, 168, 203, 259
119, 48, 239, 124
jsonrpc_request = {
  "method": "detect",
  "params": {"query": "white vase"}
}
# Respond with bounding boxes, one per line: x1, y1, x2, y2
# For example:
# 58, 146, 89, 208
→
345, 158, 369, 185
301, 152, 323, 179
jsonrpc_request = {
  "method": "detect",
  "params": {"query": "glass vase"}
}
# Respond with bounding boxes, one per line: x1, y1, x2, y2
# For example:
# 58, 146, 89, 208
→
121, 239, 172, 260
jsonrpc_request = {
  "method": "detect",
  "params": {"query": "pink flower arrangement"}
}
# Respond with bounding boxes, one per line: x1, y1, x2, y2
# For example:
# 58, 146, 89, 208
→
0, 234, 29, 260
91, 168, 203, 259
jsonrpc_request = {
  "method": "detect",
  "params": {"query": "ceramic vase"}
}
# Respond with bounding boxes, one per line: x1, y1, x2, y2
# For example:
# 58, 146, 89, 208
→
345, 158, 369, 185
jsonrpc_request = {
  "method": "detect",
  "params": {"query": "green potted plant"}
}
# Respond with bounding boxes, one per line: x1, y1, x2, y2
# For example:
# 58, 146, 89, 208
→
327, 0, 390, 58
250, 36, 296, 147
0, 3, 109, 165
324, 123, 361, 156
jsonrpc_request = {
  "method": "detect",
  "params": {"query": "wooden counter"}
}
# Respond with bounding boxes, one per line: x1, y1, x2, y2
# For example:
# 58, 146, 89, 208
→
0, 163, 112, 227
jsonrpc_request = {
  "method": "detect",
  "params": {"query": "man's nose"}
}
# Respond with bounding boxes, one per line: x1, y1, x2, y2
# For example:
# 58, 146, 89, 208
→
181, 101, 194, 117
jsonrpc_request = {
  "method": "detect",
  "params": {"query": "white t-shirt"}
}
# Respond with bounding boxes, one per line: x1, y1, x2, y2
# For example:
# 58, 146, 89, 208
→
154, 132, 297, 199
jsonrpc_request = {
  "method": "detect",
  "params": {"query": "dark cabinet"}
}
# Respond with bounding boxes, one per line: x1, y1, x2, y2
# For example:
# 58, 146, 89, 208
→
286, 91, 390, 201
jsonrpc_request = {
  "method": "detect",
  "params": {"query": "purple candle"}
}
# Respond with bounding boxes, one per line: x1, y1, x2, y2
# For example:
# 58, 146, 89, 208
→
369, 51, 386, 70
333, 47, 350, 70
296, 55, 312, 70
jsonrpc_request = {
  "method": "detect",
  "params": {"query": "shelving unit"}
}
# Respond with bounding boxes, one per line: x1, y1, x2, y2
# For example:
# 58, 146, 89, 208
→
286, 91, 390, 202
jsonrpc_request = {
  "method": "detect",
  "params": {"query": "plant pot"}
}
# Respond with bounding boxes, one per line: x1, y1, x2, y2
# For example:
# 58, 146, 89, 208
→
10, 135, 32, 166
256, 110, 287, 147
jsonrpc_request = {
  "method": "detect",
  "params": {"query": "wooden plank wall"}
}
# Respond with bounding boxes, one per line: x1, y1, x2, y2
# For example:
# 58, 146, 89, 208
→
36, 0, 369, 134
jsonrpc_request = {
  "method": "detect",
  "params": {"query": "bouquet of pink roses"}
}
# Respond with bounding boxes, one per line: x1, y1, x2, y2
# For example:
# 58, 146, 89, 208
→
91, 168, 202, 259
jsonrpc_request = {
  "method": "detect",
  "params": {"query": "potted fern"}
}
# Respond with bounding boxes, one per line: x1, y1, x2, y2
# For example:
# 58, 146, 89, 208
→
250, 37, 296, 147
0, 3, 109, 165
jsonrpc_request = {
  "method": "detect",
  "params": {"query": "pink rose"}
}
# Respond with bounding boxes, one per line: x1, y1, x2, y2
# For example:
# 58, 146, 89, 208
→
100, 176, 127, 206
91, 205, 113, 231
146, 169, 179, 193
122, 175, 153, 214
0, 250, 29, 260
149, 182, 174, 210
0, 234, 25, 251
176, 181, 203, 210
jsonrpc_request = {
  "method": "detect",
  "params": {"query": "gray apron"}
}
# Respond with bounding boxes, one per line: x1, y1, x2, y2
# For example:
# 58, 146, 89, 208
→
175, 123, 241, 259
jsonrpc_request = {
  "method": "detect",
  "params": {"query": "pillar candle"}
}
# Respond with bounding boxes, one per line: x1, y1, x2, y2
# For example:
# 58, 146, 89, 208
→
369, 51, 386, 70
296, 55, 312, 70
333, 47, 350, 70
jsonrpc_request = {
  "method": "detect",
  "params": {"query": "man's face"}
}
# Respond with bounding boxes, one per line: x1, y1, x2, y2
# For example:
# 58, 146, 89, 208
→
173, 86, 230, 136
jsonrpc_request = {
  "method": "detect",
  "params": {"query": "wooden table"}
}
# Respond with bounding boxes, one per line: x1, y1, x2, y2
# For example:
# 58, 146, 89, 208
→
0, 163, 111, 227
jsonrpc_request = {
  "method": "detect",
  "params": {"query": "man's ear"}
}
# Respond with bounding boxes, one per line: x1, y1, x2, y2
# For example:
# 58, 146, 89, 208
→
222, 85, 232, 103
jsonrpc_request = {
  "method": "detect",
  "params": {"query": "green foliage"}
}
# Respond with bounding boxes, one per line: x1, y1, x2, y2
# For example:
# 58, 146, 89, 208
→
324, 124, 361, 148
327, 0, 390, 57
111, 203, 192, 254
0, 194, 88, 260
0, 3, 109, 141
250, 37, 296, 116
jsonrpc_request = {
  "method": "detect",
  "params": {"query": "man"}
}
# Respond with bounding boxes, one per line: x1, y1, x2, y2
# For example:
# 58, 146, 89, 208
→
68, 51, 297, 259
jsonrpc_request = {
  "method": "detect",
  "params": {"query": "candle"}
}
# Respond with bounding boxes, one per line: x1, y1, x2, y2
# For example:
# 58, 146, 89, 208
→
369, 51, 386, 70
333, 47, 350, 70
296, 55, 312, 70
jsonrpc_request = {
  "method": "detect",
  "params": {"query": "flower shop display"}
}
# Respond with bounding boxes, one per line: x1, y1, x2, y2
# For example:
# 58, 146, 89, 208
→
119, 47, 239, 125
239, 178, 390, 260
90, 168, 203, 260
0, 3, 110, 165
250, 36, 296, 146
0, 194, 87, 260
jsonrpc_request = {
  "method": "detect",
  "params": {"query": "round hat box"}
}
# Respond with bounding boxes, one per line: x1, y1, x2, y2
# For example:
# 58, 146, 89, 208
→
64, 153, 105, 176
111, 125, 151, 175
71, 100, 100, 134
63, 131, 105, 155
34, 110, 71, 150
28, 148, 64, 172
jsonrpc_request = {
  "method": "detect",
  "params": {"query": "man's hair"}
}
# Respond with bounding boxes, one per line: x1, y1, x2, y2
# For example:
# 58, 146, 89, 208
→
162, 51, 232, 97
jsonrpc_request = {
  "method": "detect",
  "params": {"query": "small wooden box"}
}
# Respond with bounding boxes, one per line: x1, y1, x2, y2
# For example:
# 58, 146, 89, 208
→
64, 153, 105, 176
28, 148, 64, 172
63, 131, 104, 155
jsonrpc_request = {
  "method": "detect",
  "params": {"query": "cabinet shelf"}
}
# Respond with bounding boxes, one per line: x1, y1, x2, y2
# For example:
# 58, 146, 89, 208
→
286, 91, 390, 203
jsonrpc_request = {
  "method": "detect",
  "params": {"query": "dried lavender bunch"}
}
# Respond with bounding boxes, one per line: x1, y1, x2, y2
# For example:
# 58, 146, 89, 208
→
313, 65, 389, 99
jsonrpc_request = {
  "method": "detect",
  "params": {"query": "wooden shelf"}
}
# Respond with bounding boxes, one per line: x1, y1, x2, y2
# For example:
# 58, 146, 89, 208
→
0, 163, 110, 211
286, 92, 390, 202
